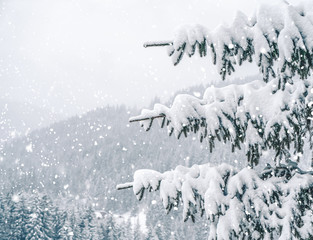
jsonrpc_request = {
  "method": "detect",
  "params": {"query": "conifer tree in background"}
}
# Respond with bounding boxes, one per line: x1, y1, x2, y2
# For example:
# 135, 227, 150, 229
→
40, 195, 55, 238
25, 195, 52, 239
6, 193, 27, 239
118, 2, 313, 239
0, 192, 146, 239
52, 207, 67, 240
80, 206, 99, 240
0, 195, 8, 238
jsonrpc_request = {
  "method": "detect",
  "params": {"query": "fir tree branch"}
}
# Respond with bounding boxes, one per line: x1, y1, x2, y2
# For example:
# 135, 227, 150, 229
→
116, 182, 133, 190
129, 114, 165, 123
145, 3, 313, 83
143, 41, 173, 48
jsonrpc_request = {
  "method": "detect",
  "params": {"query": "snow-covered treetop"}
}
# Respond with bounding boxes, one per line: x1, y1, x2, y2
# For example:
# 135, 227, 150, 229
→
145, 2, 313, 83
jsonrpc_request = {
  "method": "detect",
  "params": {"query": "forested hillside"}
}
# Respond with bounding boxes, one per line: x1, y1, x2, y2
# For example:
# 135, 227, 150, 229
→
0, 85, 247, 238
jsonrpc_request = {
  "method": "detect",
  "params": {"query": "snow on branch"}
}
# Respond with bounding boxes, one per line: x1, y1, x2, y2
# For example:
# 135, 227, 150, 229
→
143, 41, 173, 48
130, 78, 313, 166
145, 2, 313, 83
116, 182, 133, 190
118, 162, 313, 239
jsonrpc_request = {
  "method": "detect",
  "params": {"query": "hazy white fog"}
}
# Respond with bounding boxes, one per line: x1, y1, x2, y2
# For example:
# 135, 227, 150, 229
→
0, 0, 291, 118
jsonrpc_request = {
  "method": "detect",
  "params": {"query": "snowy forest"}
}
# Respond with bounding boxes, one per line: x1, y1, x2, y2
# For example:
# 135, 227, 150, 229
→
1, 0, 313, 240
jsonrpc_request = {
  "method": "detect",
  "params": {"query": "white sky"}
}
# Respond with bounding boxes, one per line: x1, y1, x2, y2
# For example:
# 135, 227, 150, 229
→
0, 0, 295, 117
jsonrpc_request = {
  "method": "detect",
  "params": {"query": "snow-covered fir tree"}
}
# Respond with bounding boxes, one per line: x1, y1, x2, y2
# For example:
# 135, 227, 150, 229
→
119, 2, 313, 239
0, 192, 145, 239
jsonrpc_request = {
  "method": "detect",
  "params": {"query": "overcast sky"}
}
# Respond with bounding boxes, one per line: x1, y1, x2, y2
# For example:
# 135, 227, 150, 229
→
0, 0, 298, 117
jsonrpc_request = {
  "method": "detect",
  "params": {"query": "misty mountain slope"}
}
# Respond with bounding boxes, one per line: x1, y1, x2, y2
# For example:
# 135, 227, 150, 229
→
0, 99, 63, 145
0, 106, 233, 238
0, 105, 247, 210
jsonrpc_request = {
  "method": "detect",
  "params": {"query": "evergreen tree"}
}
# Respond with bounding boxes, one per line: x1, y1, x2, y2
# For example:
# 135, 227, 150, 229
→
0, 194, 9, 239
5, 193, 28, 240
119, 2, 313, 239
79, 218, 90, 239
85, 206, 99, 239
98, 222, 109, 240
69, 209, 83, 240
52, 207, 67, 239
78, 207, 99, 240
25, 195, 51, 240
63, 210, 76, 240
98, 213, 122, 240
39, 195, 55, 238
